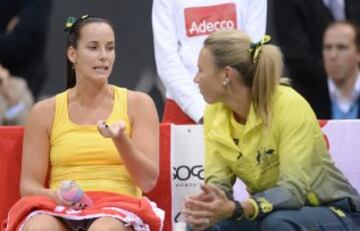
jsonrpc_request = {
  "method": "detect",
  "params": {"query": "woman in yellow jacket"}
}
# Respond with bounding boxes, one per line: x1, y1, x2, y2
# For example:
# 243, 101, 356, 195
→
183, 30, 360, 231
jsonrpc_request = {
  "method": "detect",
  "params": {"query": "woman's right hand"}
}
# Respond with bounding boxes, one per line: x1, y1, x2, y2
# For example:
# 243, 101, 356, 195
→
47, 188, 88, 210
183, 184, 235, 230
182, 185, 216, 230
48, 189, 71, 207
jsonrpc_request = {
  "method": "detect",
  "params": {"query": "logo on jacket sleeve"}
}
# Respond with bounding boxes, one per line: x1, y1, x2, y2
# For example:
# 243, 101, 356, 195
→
184, 3, 238, 37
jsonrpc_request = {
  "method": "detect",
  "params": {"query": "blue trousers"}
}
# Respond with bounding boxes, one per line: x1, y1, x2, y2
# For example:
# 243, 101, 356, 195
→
187, 199, 360, 231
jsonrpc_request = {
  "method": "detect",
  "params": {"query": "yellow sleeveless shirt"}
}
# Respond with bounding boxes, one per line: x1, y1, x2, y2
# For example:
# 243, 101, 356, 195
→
49, 86, 141, 198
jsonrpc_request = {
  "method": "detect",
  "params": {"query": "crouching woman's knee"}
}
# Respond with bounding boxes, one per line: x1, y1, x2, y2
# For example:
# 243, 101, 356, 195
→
261, 211, 297, 231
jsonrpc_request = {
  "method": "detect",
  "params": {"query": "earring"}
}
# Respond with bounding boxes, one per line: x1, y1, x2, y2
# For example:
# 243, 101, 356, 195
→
222, 78, 229, 86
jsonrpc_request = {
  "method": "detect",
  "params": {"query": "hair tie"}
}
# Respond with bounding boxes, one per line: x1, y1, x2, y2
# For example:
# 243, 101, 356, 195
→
248, 35, 271, 63
64, 16, 77, 32
64, 15, 90, 32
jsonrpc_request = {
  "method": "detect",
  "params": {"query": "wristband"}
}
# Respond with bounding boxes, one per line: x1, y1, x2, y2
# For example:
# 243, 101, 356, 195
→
231, 200, 244, 221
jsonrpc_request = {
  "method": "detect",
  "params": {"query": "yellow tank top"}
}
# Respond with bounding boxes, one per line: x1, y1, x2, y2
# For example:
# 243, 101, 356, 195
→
49, 86, 141, 198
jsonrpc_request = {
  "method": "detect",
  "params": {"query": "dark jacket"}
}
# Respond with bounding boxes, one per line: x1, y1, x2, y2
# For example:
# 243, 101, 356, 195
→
273, 0, 360, 119
0, 0, 52, 98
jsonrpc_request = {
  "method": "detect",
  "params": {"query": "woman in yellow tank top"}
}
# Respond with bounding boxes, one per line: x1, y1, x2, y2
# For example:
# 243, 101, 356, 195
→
6, 15, 163, 231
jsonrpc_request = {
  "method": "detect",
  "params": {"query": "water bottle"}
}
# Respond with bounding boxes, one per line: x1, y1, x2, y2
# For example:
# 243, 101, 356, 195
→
57, 180, 93, 209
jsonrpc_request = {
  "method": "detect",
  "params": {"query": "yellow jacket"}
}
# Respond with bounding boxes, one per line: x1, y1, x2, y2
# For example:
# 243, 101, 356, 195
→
204, 85, 360, 217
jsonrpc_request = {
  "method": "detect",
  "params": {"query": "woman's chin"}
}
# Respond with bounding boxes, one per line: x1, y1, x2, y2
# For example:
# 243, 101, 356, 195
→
91, 74, 110, 83
203, 97, 215, 104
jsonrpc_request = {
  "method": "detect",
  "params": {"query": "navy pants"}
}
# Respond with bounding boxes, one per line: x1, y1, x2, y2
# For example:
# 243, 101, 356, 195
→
187, 199, 360, 231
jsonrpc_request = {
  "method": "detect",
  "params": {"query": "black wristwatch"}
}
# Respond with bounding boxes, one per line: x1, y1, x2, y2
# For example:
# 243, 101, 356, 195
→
231, 200, 244, 221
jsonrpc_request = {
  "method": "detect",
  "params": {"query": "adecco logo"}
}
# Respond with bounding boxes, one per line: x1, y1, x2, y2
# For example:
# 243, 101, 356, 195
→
184, 3, 238, 37
173, 165, 204, 181
188, 20, 236, 36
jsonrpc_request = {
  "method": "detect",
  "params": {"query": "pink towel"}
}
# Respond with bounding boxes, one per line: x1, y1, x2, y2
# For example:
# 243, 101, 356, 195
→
3, 191, 164, 231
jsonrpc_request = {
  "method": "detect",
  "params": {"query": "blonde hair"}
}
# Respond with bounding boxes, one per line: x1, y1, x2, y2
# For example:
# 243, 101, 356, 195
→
204, 30, 287, 125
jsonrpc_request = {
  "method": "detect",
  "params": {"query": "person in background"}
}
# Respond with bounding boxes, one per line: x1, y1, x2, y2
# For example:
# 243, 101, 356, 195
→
272, 0, 360, 119
5, 15, 163, 231
0, 64, 33, 125
152, 0, 266, 124
182, 29, 360, 231
323, 21, 360, 119
0, 0, 52, 99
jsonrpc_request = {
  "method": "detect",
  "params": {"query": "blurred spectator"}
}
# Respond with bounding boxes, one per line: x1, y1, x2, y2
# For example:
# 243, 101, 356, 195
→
0, 64, 33, 125
152, 0, 267, 124
273, 0, 360, 119
323, 21, 360, 119
0, 0, 52, 99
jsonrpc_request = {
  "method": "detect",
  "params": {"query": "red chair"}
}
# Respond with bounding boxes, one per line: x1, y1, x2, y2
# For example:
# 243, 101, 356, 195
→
0, 126, 24, 226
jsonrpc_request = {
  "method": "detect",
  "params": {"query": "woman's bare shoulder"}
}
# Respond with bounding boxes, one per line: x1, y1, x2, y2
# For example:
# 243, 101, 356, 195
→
27, 96, 56, 129
127, 90, 154, 105
126, 90, 158, 120
32, 96, 56, 114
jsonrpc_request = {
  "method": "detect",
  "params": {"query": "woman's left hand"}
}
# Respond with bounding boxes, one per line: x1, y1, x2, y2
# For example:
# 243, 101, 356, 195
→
182, 184, 234, 230
97, 120, 126, 139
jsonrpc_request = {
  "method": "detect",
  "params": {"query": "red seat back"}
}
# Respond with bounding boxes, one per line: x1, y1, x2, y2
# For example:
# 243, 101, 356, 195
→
0, 126, 24, 224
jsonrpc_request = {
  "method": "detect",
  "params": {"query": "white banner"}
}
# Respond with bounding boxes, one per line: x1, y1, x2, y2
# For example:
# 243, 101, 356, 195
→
171, 125, 204, 225
321, 120, 360, 191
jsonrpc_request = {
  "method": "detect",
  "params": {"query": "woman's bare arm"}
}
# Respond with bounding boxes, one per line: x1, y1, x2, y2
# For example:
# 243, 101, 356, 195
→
20, 97, 56, 198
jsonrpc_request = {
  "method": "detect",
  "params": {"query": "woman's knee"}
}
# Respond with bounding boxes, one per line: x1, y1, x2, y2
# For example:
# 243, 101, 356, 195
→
261, 211, 297, 231
88, 217, 132, 231
186, 224, 221, 231
22, 214, 67, 231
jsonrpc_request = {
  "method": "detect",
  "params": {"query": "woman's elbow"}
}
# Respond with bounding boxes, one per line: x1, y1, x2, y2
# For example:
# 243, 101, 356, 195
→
141, 172, 159, 193
19, 181, 29, 197
19, 178, 43, 197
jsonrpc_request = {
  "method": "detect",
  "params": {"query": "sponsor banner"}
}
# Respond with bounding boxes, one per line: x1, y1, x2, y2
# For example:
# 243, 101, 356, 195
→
171, 125, 204, 226
321, 120, 360, 191
184, 3, 237, 37
170, 120, 360, 228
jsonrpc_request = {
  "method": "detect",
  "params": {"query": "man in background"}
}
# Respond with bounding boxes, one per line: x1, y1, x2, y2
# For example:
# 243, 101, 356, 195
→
322, 21, 360, 119
273, 0, 360, 119
0, 64, 33, 125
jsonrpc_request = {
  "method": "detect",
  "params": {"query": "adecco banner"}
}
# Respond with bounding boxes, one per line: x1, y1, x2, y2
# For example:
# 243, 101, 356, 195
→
170, 120, 360, 230
184, 3, 238, 37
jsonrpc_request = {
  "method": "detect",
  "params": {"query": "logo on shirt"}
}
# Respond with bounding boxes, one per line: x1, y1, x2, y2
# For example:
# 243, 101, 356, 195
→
233, 138, 239, 145
184, 3, 238, 37
256, 148, 275, 167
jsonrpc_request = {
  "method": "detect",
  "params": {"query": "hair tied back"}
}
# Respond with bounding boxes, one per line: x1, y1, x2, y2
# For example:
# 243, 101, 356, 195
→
248, 35, 271, 63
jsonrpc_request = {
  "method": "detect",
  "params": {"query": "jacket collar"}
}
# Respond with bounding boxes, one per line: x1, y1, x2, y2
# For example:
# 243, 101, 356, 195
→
208, 103, 263, 149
